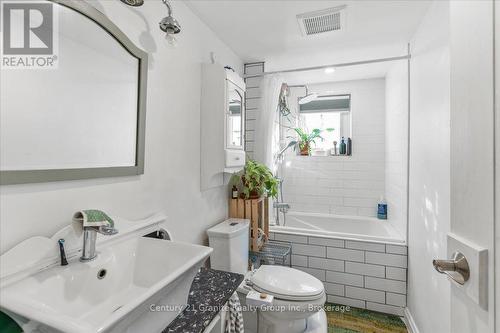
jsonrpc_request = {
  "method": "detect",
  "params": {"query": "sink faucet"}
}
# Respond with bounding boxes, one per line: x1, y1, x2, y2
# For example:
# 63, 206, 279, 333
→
80, 225, 118, 262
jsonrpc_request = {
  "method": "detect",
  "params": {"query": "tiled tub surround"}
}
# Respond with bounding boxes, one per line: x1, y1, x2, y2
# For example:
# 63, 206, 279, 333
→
281, 79, 386, 218
268, 231, 407, 316
282, 153, 385, 218
243, 69, 389, 219
275, 212, 404, 244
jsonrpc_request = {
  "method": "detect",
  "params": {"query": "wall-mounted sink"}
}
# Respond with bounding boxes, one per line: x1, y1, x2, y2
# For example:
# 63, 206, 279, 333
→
0, 230, 212, 333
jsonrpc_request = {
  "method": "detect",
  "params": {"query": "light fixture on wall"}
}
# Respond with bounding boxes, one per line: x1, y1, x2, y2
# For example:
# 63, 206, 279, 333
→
324, 67, 336, 74
159, 0, 181, 46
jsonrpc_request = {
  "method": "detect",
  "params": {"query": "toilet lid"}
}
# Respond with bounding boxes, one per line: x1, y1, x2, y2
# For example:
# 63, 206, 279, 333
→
250, 265, 324, 301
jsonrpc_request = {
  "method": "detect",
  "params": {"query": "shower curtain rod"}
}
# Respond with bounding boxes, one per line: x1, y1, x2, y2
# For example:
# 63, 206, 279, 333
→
243, 54, 411, 78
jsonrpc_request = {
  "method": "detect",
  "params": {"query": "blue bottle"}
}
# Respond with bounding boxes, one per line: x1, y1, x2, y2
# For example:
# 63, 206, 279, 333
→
377, 197, 387, 220
340, 137, 346, 155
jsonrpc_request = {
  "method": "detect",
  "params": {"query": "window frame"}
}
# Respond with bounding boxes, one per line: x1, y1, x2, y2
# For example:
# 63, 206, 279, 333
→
298, 93, 352, 151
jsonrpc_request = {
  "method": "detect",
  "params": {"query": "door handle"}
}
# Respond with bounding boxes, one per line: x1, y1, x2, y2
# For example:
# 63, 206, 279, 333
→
433, 252, 470, 285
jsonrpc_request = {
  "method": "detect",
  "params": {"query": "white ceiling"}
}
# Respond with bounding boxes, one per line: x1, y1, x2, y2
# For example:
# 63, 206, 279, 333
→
185, 0, 430, 82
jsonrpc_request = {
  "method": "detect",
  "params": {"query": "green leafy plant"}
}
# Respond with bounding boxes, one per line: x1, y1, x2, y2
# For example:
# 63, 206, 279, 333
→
284, 127, 334, 155
230, 159, 279, 199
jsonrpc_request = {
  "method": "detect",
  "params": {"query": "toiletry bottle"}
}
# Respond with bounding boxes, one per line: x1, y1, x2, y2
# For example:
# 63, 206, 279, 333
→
231, 185, 238, 199
346, 137, 352, 156
332, 141, 338, 155
377, 197, 388, 220
340, 137, 346, 155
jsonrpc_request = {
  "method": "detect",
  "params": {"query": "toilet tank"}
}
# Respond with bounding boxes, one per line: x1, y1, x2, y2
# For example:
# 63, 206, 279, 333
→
207, 218, 249, 274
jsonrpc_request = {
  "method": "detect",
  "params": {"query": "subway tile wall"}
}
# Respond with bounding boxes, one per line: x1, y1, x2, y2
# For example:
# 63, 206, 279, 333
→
244, 63, 264, 159
385, 62, 409, 239
270, 232, 407, 316
282, 79, 386, 217
243, 65, 387, 218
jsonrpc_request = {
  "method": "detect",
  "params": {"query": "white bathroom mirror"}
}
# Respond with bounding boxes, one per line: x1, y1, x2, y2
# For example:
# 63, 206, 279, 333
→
226, 81, 244, 149
0, 0, 148, 185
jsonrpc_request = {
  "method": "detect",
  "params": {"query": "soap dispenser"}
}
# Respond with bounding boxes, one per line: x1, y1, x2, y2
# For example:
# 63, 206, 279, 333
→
377, 197, 388, 220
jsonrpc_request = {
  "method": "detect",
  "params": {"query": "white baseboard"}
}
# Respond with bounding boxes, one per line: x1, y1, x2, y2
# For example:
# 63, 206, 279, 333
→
403, 307, 420, 333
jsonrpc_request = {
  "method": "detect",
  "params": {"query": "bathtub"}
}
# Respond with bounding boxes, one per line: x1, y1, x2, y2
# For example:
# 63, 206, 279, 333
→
268, 211, 408, 315
270, 211, 405, 245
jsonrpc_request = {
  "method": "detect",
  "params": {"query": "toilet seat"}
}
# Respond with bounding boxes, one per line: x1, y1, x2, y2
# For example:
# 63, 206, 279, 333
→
250, 265, 325, 301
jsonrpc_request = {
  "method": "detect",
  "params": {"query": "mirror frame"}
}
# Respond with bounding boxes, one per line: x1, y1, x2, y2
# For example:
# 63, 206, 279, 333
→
0, 0, 148, 185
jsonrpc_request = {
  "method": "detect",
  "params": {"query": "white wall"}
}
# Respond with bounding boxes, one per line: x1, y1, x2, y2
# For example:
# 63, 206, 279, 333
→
0, 0, 243, 253
407, 1, 450, 332
385, 62, 409, 239
449, 1, 495, 332
282, 79, 386, 218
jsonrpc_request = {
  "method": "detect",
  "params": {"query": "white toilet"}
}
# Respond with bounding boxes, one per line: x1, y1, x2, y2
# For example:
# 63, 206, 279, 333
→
207, 219, 327, 333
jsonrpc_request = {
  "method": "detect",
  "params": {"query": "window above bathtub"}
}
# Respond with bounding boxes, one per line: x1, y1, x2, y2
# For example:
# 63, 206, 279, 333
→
299, 94, 351, 154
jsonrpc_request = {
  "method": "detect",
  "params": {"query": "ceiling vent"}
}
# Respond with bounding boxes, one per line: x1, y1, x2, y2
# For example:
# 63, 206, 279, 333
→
297, 6, 346, 36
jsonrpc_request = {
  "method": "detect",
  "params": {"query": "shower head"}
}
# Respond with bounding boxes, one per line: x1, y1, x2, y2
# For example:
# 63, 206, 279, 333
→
288, 84, 318, 105
159, 0, 181, 34
298, 92, 318, 105
119, 0, 144, 7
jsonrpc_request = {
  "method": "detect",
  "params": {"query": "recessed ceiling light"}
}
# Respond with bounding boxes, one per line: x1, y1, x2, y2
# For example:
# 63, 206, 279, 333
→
324, 67, 336, 74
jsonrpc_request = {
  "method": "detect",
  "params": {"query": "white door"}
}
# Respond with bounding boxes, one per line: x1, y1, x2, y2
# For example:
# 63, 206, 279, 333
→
447, 1, 496, 332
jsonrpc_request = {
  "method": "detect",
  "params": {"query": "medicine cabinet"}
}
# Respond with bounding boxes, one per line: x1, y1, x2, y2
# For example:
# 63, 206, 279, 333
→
201, 64, 246, 190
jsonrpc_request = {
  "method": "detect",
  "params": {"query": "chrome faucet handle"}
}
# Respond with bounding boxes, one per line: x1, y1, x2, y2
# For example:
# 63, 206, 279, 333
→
98, 225, 118, 235
433, 252, 470, 285
80, 225, 118, 262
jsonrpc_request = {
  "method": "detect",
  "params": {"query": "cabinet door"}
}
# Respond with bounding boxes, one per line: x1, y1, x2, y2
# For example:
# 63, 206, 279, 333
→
226, 81, 245, 149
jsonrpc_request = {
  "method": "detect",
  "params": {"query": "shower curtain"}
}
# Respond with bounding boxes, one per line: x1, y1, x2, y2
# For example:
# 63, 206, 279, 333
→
253, 75, 283, 173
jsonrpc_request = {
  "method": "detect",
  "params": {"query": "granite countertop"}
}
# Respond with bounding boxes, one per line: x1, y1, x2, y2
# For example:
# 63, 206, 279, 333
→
164, 268, 244, 333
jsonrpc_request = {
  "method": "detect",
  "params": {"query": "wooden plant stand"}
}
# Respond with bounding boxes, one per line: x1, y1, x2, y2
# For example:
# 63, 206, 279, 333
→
229, 197, 269, 251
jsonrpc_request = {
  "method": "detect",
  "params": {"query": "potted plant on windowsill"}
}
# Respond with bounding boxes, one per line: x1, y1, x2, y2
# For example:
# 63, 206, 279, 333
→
230, 159, 278, 199
285, 127, 334, 156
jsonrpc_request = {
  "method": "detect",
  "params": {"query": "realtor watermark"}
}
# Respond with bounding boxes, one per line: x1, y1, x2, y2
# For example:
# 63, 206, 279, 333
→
149, 303, 352, 314
1, 0, 58, 69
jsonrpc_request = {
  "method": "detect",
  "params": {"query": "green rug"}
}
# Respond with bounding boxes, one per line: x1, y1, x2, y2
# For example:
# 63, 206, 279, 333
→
325, 303, 407, 333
